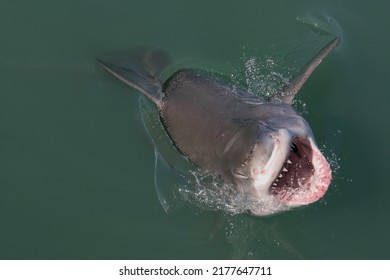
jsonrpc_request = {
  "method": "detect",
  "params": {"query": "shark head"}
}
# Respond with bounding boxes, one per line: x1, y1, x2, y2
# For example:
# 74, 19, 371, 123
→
231, 103, 332, 216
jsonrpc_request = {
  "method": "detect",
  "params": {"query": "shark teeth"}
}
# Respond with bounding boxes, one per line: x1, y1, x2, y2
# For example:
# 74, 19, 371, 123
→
272, 156, 292, 190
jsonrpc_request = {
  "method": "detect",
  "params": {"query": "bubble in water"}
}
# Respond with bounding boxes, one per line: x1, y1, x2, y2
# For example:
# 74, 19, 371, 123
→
319, 137, 352, 201
292, 99, 309, 116
326, 148, 341, 176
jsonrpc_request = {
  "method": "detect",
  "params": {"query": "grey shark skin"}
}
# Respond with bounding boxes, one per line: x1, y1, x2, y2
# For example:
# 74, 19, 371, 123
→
98, 37, 339, 216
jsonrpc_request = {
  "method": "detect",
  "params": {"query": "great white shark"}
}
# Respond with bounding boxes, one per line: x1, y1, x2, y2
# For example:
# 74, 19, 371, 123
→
97, 37, 339, 216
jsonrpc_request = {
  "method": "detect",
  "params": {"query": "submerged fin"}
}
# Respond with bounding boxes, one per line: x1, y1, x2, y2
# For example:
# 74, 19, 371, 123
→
139, 98, 194, 213
277, 36, 340, 104
97, 48, 172, 105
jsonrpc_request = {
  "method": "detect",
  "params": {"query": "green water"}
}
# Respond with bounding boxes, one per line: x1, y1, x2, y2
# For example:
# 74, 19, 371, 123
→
1, 0, 390, 259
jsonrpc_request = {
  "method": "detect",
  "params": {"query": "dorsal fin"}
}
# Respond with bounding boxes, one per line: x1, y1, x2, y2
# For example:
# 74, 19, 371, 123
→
276, 37, 340, 104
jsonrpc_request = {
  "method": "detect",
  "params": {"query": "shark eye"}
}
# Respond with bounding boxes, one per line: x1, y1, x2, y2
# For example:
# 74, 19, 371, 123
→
234, 171, 248, 179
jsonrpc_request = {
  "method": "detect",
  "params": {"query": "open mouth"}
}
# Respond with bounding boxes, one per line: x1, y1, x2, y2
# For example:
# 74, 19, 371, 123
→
270, 137, 332, 204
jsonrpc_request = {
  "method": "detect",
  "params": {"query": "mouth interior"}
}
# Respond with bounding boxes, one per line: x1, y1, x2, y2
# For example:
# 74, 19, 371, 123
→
270, 137, 332, 204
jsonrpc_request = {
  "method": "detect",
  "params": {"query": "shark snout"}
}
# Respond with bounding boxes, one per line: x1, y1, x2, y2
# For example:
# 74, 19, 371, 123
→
250, 128, 291, 194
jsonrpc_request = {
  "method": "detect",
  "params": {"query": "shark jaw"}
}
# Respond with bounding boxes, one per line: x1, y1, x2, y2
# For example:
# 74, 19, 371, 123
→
269, 137, 332, 205
247, 132, 332, 216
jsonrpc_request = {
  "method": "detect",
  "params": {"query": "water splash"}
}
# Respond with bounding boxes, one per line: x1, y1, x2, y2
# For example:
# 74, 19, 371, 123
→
231, 48, 292, 101
176, 169, 294, 216
321, 128, 343, 178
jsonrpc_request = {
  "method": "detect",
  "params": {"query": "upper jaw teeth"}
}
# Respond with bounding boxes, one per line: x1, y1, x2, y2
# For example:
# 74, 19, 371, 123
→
273, 159, 291, 186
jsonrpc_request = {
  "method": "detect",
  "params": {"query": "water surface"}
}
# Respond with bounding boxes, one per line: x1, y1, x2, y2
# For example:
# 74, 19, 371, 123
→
1, 0, 390, 259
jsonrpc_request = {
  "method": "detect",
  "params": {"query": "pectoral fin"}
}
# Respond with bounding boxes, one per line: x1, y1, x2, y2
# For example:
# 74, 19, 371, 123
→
276, 36, 340, 104
97, 48, 172, 105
